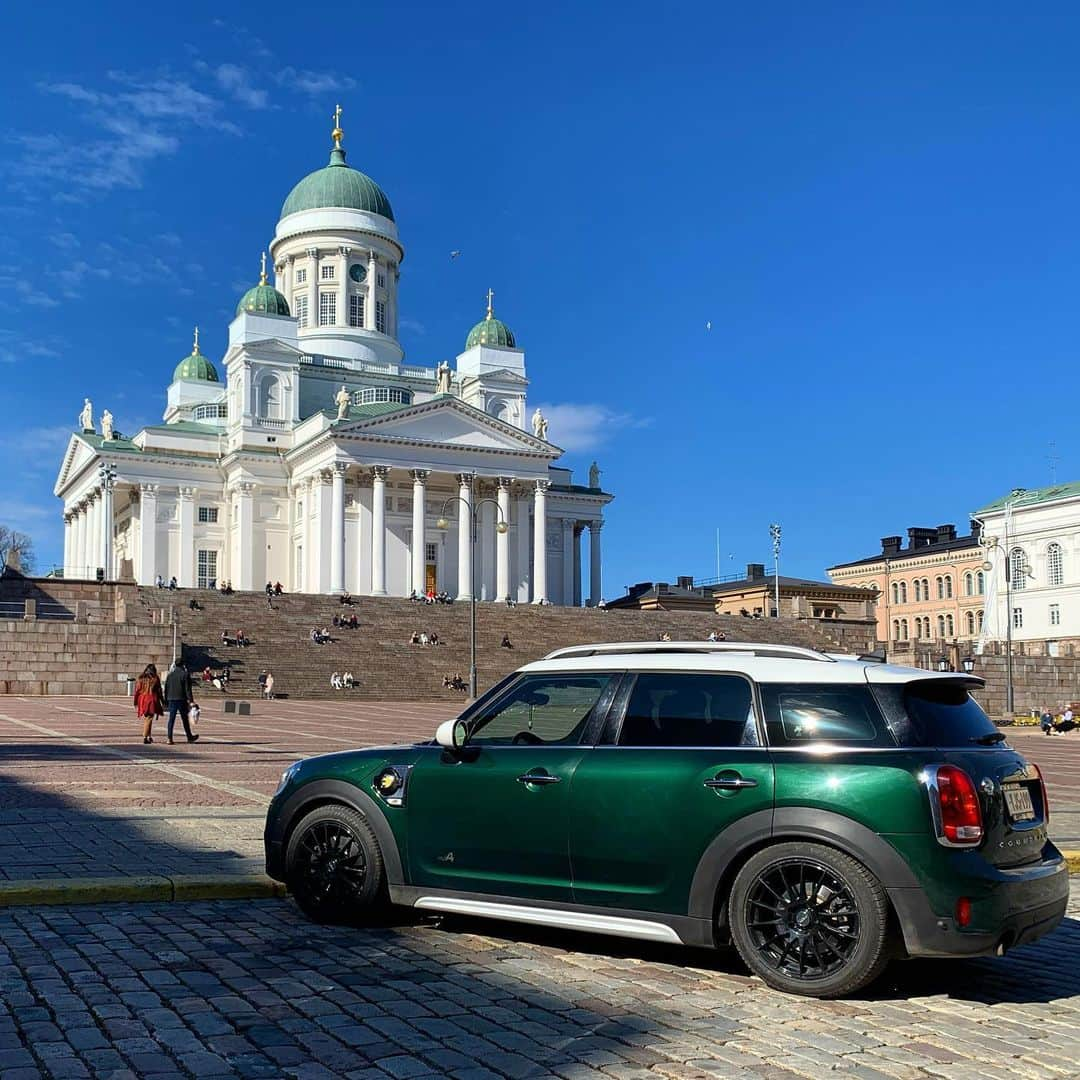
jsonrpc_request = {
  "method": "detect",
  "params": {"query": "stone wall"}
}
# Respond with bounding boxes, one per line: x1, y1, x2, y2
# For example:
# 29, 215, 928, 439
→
965, 654, 1080, 721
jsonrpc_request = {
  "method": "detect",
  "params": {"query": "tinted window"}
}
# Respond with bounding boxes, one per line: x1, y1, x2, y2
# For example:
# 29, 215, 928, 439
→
468, 674, 613, 747
896, 680, 1000, 747
760, 684, 895, 747
618, 673, 757, 747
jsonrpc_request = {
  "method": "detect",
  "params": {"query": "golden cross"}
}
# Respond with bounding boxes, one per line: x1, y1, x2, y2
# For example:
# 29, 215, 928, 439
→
486, 288, 494, 318
332, 103, 344, 147
193, 325, 199, 352
259, 251, 268, 284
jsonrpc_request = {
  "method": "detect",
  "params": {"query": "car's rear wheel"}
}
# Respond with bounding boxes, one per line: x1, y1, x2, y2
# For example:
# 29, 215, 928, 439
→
728, 842, 891, 998
285, 804, 385, 924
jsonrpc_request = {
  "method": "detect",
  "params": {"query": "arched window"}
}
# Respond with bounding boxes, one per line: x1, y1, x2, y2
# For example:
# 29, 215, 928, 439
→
892, 619, 900, 640
965, 611, 975, 635
891, 583, 899, 605
935, 576, 944, 600
899, 581, 907, 603
1010, 548, 1028, 591
977, 609, 984, 631
944, 575, 953, 599
257, 375, 282, 419
900, 618, 909, 639
946, 613, 954, 636
964, 572, 973, 596
352, 386, 412, 406
922, 577, 930, 598
1047, 543, 1063, 587
937, 614, 946, 637
976, 570, 985, 595
913, 579, 922, 602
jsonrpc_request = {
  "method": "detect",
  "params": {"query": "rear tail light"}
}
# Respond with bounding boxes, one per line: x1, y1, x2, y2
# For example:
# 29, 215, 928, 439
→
925, 765, 984, 847
955, 897, 972, 927
1032, 763, 1050, 823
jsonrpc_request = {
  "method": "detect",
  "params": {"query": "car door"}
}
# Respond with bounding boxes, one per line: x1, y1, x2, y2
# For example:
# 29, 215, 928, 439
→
569, 670, 774, 915
406, 671, 618, 902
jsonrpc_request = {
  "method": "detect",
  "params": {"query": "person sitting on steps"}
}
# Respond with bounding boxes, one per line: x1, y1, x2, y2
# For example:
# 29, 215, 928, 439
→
330, 671, 343, 690
343, 671, 355, 688
501, 633, 513, 649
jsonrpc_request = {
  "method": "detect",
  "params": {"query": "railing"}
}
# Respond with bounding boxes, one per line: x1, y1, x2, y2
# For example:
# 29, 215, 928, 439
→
401, 365, 435, 380
0, 601, 75, 621
253, 418, 287, 430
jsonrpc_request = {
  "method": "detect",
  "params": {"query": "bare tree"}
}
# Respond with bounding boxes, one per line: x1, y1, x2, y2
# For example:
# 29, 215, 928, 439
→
0, 526, 35, 574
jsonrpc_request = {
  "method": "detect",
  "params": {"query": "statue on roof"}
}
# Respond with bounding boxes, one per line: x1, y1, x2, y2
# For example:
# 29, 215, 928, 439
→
531, 408, 548, 440
101, 410, 114, 441
435, 361, 452, 396
334, 385, 351, 421
589, 461, 600, 488
79, 399, 93, 433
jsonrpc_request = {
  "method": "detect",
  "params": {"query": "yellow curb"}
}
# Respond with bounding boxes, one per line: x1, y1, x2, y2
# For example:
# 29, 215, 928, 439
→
0, 875, 172, 907
1063, 850, 1080, 875
170, 874, 287, 901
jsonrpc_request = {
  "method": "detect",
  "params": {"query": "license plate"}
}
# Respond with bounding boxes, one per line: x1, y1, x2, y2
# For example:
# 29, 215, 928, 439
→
1004, 785, 1036, 821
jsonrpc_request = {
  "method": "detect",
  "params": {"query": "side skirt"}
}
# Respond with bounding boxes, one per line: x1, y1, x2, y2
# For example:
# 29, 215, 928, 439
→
389, 885, 713, 948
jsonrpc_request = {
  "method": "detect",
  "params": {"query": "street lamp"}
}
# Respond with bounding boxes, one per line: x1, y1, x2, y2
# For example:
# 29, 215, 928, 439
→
937, 655, 950, 672
436, 490, 509, 700
962, 655, 976, 674
982, 520, 1033, 716
769, 523, 782, 618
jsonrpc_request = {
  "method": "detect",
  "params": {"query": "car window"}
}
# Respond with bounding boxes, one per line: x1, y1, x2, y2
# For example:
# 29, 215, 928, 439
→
617, 673, 757, 747
467, 674, 614, 747
760, 684, 895, 748
874, 679, 1000, 747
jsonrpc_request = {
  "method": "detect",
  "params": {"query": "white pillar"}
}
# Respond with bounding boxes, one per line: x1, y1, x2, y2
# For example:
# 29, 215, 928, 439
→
63, 513, 73, 577
86, 492, 100, 575
533, 480, 548, 603
515, 492, 531, 603
368, 249, 378, 333
336, 247, 349, 327
371, 466, 388, 595
589, 521, 603, 606
236, 483, 255, 591
562, 519, 575, 608
178, 487, 196, 588
573, 525, 582, 607
411, 469, 428, 596
309, 247, 321, 328
457, 473, 473, 600
77, 505, 88, 577
100, 476, 115, 581
496, 477, 511, 602
330, 462, 347, 593
479, 495, 495, 600
138, 484, 158, 586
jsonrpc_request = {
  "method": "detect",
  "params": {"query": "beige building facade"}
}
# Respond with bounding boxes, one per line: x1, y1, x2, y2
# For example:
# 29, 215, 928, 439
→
828, 525, 985, 661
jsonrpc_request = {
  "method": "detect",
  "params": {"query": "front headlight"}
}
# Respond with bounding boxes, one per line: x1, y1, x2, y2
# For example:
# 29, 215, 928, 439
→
274, 762, 301, 796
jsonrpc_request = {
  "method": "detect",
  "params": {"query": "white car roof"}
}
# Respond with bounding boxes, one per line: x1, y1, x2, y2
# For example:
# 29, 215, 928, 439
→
521, 641, 982, 687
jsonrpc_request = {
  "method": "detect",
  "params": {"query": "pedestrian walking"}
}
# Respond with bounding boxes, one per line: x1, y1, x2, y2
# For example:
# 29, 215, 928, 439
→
163, 660, 199, 745
264, 671, 275, 700
133, 663, 164, 744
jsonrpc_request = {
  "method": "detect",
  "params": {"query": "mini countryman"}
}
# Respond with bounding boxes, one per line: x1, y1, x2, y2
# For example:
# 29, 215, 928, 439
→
264, 642, 1068, 997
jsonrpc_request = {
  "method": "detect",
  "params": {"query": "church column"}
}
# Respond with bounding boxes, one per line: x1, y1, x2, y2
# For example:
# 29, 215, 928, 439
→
573, 524, 583, 607
367, 249, 378, 332
562, 520, 575, 607
532, 480, 548, 603
86, 491, 100, 575
496, 478, 511, 602
235, 483, 255, 591
589, 521, 603, 606
138, 484, 158, 586
330, 462, 347, 594
77, 503, 89, 577
457, 473, 473, 600
479, 492, 495, 600
62, 513, 73, 577
178, 487, 196, 588
100, 469, 116, 581
283, 255, 294, 311
308, 247, 321, 328
515, 489, 531, 603
411, 470, 428, 596
337, 247, 349, 327
370, 466, 388, 595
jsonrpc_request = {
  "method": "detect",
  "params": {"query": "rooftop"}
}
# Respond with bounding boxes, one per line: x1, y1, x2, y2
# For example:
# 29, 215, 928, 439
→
974, 481, 1080, 514
828, 523, 982, 571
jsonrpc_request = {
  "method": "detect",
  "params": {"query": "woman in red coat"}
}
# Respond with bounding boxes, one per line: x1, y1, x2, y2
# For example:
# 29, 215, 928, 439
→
133, 664, 165, 744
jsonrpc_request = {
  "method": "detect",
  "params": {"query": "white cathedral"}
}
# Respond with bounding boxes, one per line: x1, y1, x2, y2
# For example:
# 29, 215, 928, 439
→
54, 112, 611, 605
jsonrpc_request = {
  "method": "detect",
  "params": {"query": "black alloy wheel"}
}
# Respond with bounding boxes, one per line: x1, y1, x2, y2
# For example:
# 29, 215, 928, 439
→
285, 804, 385, 923
728, 842, 891, 998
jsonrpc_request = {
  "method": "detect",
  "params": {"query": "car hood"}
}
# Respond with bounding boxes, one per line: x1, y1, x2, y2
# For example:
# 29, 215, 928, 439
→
285, 742, 431, 790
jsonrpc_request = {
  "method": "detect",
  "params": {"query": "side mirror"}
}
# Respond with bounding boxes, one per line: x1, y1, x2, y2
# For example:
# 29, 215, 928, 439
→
435, 718, 469, 749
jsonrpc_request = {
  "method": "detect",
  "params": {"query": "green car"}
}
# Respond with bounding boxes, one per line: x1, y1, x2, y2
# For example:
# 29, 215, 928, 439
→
264, 642, 1069, 998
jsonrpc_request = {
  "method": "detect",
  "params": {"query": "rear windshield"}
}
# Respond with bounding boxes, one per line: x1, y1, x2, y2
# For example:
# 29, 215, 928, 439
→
873, 679, 1001, 747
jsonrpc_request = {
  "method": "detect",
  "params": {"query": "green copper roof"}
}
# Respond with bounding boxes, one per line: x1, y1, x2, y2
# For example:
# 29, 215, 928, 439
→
281, 146, 395, 222
975, 481, 1080, 514
173, 347, 218, 383
466, 315, 516, 350
236, 282, 290, 318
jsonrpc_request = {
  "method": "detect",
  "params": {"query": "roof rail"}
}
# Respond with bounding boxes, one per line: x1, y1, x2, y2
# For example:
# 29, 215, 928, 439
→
542, 641, 836, 663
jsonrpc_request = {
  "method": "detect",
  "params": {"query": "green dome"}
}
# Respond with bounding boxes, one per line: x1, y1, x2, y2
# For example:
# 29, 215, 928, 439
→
173, 331, 218, 383
466, 292, 517, 349
236, 282, 290, 318
281, 146, 395, 222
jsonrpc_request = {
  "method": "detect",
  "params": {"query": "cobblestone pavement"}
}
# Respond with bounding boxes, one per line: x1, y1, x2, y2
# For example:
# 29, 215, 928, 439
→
0, 887, 1076, 1080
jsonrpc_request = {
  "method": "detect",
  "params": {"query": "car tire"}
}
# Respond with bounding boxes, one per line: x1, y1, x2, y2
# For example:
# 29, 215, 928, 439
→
285, 804, 386, 924
728, 842, 891, 998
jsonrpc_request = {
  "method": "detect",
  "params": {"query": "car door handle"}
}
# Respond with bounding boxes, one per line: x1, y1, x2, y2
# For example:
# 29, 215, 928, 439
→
704, 775, 758, 790
517, 772, 561, 786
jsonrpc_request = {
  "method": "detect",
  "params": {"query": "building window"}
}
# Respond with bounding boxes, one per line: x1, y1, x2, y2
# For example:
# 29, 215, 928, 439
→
295, 294, 308, 328
944, 575, 953, 599
913, 580, 922, 602
376, 300, 386, 334
1012, 607, 1023, 629
892, 619, 900, 640
1050, 603, 1061, 626
320, 264, 335, 280
963, 572, 973, 596
945, 613, 954, 636
319, 291, 336, 326
425, 542, 438, 563
197, 506, 218, 524
937, 614, 946, 637
935, 576, 944, 600
352, 386, 412, 406
1010, 548, 1028, 591
976, 570, 985, 595
258, 375, 282, 420
1048, 543, 1064, 587
377, 272, 386, 288
965, 611, 975, 635
891, 583, 899, 605
349, 293, 365, 328
900, 618, 908, 639
193, 403, 227, 421
197, 549, 218, 589
977, 609, 984, 631
296, 268, 307, 285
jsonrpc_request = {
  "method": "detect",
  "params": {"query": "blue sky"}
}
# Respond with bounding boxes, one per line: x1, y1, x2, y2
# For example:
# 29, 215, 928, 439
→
4, 4, 1080, 592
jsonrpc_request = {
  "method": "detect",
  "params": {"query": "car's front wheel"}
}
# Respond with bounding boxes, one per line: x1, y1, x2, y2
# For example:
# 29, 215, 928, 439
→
728, 842, 891, 998
285, 804, 386, 924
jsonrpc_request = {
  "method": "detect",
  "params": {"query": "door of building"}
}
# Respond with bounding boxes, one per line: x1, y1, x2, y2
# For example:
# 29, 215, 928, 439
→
197, 549, 218, 589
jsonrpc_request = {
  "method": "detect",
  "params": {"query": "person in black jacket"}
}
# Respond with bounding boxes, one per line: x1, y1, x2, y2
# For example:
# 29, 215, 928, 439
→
163, 661, 199, 745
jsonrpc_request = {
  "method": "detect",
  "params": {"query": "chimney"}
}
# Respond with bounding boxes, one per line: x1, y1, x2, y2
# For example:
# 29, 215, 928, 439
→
881, 536, 902, 556
907, 527, 937, 549
676, 575, 694, 590
936, 524, 957, 543
970, 518, 983, 541
747, 563, 766, 581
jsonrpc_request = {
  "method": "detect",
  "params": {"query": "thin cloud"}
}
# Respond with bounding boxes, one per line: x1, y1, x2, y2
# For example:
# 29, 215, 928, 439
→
275, 66, 357, 97
399, 318, 426, 336
215, 64, 269, 109
534, 403, 652, 453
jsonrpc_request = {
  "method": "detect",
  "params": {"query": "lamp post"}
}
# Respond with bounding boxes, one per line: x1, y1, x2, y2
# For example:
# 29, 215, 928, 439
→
962, 654, 976, 674
982, 511, 1033, 716
769, 523, 782, 618
437, 490, 509, 700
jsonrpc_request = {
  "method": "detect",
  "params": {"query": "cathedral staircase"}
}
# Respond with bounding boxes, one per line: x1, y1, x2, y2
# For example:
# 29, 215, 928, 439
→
137, 587, 874, 702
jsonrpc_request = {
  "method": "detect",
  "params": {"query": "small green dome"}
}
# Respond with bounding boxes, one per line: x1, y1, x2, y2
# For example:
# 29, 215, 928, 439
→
173, 330, 218, 383
236, 282, 290, 317
281, 146, 395, 222
466, 291, 516, 349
